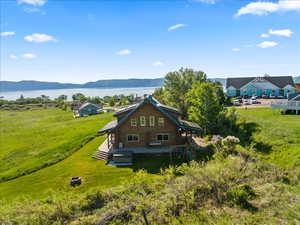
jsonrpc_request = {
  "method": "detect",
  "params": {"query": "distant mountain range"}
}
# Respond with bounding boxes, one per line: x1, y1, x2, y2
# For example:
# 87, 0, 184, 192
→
0, 78, 165, 92
1, 77, 298, 92
0, 78, 228, 92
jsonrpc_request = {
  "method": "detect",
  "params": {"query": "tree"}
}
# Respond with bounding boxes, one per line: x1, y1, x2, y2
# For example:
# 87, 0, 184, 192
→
187, 82, 223, 134
72, 93, 87, 102
159, 68, 207, 117
109, 98, 115, 107
153, 87, 165, 103
120, 96, 129, 105
212, 81, 228, 105
56, 95, 67, 102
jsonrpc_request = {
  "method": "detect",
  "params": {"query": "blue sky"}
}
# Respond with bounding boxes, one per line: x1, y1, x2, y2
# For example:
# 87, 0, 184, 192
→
1, 0, 300, 83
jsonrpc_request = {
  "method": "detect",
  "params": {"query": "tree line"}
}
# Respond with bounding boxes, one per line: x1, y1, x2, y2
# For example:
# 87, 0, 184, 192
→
0, 93, 141, 111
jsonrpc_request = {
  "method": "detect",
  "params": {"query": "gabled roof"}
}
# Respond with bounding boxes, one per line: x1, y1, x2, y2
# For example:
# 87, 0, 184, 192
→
114, 100, 182, 116
226, 76, 295, 89
226, 77, 254, 89
99, 95, 200, 134
78, 102, 100, 111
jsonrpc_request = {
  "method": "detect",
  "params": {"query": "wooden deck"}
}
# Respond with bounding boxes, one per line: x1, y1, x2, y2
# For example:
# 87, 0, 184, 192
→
93, 139, 186, 160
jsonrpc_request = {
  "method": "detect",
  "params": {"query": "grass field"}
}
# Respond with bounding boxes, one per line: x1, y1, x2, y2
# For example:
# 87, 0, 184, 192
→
237, 108, 300, 169
0, 136, 138, 201
1, 107, 299, 203
0, 110, 113, 182
0, 134, 180, 201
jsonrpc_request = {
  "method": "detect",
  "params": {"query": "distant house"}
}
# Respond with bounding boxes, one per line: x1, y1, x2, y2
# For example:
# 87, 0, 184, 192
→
74, 102, 103, 118
271, 93, 300, 114
226, 75, 296, 98
295, 77, 300, 91
94, 95, 201, 163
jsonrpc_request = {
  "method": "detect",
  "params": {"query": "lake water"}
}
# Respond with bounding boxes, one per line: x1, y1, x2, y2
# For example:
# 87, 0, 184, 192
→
0, 86, 159, 100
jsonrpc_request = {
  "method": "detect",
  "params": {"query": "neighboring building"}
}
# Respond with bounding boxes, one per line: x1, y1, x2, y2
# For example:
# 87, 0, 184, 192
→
271, 93, 300, 114
74, 102, 103, 117
226, 75, 296, 98
295, 77, 300, 91
95, 95, 201, 162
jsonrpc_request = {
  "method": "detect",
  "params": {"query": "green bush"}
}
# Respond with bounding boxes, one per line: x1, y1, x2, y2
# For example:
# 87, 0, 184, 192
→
227, 184, 256, 209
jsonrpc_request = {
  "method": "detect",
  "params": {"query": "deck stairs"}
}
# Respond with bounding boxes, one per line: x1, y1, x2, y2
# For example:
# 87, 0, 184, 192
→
92, 139, 113, 161
92, 151, 110, 160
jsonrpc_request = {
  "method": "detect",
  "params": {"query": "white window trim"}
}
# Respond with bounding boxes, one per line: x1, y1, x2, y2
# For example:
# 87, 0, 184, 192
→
127, 134, 139, 142
140, 116, 146, 127
131, 118, 137, 127
149, 116, 155, 127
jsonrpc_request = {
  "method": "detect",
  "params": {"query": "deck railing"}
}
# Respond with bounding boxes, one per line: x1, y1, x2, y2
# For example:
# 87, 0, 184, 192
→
271, 101, 300, 109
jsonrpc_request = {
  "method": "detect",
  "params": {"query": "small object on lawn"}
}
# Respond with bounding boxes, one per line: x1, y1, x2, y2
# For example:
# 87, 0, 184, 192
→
70, 176, 82, 186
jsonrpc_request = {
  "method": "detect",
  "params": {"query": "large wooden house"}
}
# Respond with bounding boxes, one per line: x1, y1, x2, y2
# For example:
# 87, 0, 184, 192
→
94, 95, 201, 163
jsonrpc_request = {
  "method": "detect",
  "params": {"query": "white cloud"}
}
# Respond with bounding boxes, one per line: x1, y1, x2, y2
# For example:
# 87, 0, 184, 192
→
269, 29, 293, 37
21, 53, 37, 59
167, 24, 187, 31
257, 41, 278, 48
9, 54, 18, 60
236, 0, 300, 17
1, 31, 15, 36
261, 33, 270, 38
24, 33, 56, 43
18, 0, 46, 6
153, 61, 164, 67
116, 49, 132, 55
232, 48, 240, 52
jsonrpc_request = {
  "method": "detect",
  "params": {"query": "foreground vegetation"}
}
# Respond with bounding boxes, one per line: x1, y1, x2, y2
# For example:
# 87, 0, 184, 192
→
1, 140, 299, 225
0, 110, 113, 182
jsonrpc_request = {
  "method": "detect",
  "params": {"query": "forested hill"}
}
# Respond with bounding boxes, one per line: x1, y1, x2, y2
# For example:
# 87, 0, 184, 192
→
0, 78, 165, 92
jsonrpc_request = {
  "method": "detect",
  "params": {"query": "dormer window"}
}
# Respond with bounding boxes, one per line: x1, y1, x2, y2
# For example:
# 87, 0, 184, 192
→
140, 116, 146, 126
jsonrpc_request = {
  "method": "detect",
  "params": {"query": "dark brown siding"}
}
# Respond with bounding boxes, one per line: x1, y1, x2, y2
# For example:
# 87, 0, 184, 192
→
113, 103, 184, 148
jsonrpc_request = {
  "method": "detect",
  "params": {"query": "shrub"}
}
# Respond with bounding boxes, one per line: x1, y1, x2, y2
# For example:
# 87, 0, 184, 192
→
227, 184, 256, 209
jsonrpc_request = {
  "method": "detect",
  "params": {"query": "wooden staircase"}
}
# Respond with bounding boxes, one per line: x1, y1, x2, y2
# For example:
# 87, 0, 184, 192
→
93, 150, 111, 161
93, 139, 112, 161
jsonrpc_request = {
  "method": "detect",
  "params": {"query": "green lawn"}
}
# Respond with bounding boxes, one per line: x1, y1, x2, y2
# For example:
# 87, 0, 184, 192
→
0, 136, 139, 201
237, 108, 300, 169
0, 110, 113, 182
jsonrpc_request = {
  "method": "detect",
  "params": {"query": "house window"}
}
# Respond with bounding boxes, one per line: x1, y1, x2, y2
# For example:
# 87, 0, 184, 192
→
158, 117, 164, 127
149, 116, 155, 127
131, 118, 137, 127
157, 134, 169, 141
127, 134, 139, 142
140, 116, 146, 126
